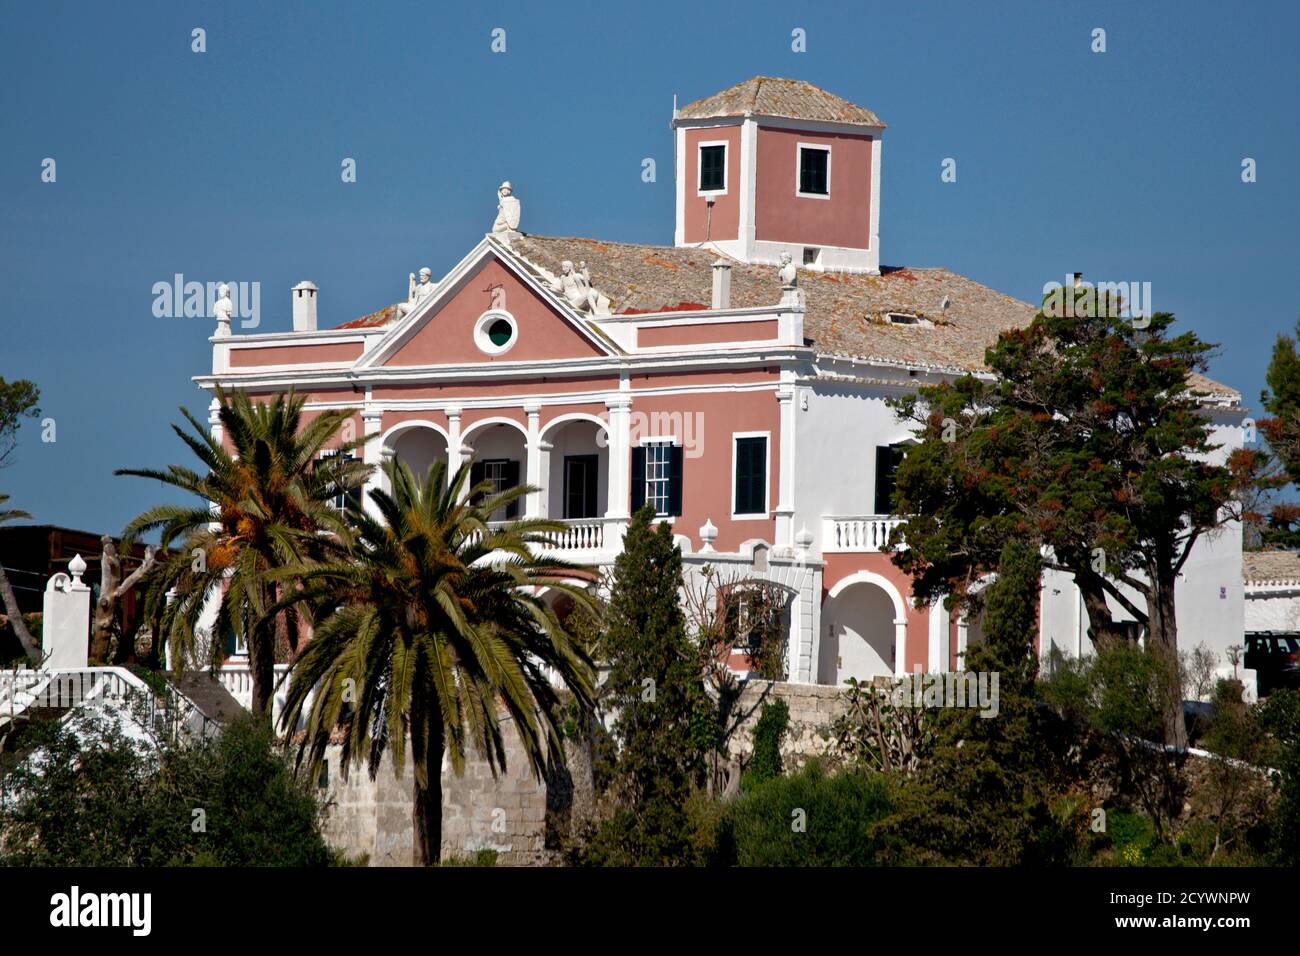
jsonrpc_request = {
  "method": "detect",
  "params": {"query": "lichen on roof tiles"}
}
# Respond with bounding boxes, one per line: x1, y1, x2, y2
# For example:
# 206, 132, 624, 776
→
676, 76, 884, 128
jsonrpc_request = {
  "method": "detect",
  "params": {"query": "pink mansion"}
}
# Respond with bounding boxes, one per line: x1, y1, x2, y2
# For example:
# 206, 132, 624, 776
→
196, 77, 1248, 688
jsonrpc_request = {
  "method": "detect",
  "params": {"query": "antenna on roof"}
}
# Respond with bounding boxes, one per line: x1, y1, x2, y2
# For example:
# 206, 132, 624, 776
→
672, 93, 678, 120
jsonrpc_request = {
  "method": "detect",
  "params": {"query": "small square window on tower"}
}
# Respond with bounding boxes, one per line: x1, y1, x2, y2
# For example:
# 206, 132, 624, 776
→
803, 247, 820, 266
797, 144, 830, 197
699, 143, 726, 193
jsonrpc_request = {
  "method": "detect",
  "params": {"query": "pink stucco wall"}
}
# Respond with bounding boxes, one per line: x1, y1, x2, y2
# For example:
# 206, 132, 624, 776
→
229, 341, 363, 367
629, 387, 780, 553
754, 126, 873, 250
638, 319, 779, 348
385, 257, 607, 366
682, 124, 742, 244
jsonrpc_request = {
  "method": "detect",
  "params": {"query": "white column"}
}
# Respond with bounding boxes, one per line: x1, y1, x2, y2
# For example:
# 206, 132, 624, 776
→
524, 404, 543, 518
894, 618, 909, 679
445, 406, 468, 472
361, 407, 384, 519
774, 384, 797, 552
605, 396, 632, 520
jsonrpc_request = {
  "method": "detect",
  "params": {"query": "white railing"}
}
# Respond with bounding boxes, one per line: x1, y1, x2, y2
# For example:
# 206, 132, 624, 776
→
217, 663, 291, 728
468, 518, 623, 555
535, 518, 613, 552
0, 667, 218, 740
822, 515, 905, 553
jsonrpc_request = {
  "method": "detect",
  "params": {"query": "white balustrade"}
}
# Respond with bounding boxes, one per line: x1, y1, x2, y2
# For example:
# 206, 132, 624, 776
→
821, 515, 905, 553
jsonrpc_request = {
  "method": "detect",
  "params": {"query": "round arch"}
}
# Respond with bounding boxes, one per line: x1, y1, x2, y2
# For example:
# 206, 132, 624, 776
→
540, 412, 610, 442
822, 570, 909, 682
379, 418, 452, 450
461, 415, 530, 443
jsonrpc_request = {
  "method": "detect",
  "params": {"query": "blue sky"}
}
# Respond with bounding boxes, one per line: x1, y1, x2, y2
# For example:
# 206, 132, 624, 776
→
1, 0, 1297, 535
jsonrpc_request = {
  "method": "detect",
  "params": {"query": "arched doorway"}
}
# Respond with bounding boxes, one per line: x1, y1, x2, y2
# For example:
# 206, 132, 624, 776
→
820, 573, 907, 685
463, 420, 529, 521
543, 416, 609, 520
388, 424, 449, 483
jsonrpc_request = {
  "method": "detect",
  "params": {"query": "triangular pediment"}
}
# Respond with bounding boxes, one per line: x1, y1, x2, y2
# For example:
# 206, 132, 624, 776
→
357, 240, 616, 369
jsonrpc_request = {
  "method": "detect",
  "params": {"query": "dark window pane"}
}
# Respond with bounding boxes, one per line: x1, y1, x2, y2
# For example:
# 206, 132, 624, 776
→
735, 436, 766, 514
874, 445, 904, 515
700, 145, 726, 191
487, 318, 512, 346
799, 148, 828, 195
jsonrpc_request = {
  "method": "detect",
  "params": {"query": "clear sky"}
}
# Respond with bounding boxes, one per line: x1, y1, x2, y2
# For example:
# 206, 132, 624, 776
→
1, 0, 1297, 535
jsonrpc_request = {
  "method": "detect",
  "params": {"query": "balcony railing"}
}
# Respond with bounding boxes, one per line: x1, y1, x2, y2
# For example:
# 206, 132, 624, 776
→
0, 667, 219, 741
822, 515, 905, 553
467, 517, 623, 554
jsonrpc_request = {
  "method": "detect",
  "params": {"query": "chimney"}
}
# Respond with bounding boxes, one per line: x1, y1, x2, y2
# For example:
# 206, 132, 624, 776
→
292, 280, 318, 332
711, 259, 732, 310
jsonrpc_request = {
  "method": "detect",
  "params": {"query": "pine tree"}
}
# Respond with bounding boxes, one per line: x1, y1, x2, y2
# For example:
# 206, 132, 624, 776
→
583, 504, 711, 864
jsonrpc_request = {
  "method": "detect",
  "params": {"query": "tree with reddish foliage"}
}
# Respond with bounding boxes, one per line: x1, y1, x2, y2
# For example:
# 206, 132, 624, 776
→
888, 287, 1249, 749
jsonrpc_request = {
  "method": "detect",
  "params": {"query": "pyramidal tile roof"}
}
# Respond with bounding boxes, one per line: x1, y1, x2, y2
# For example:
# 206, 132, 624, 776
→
676, 76, 884, 128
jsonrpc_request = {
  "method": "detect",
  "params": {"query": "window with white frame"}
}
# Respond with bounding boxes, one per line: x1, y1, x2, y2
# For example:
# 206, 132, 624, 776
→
645, 441, 672, 514
732, 434, 768, 516
797, 144, 831, 197
318, 449, 360, 512
631, 440, 682, 517
698, 142, 727, 193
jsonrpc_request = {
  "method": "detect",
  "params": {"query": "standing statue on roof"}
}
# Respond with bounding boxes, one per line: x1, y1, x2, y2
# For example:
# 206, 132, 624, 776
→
492, 181, 521, 238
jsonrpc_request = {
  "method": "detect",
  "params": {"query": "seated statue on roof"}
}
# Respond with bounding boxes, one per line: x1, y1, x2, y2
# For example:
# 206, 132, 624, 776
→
396, 267, 436, 318
492, 181, 521, 239
549, 259, 610, 316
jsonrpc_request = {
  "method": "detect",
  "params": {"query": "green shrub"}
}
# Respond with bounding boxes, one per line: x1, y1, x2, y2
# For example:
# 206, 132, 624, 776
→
743, 699, 789, 790
727, 761, 894, 866
0, 713, 333, 866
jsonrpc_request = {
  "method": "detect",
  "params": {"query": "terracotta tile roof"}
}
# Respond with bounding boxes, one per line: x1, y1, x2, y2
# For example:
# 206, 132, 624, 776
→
331, 234, 1239, 399
337, 303, 401, 329
511, 235, 1038, 373
1244, 550, 1300, 586
676, 76, 884, 128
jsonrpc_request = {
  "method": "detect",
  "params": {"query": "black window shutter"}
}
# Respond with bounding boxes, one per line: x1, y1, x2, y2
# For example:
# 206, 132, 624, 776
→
470, 460, 486, 505
668, 444, 684, 516
504, 459, 520, 519
630, 446, 646, 513
874, 445, 895, 515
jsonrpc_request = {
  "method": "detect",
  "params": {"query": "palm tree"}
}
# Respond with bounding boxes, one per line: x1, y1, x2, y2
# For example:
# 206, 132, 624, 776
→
117, 388, 369, 717
0, 492, 40, 661
276, 458, 597, 865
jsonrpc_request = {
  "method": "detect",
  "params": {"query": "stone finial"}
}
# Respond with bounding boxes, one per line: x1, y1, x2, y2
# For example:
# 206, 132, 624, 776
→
699, 518, 719, 553
492, 181, 521, 239
68, 553, 87, 584
794, 524, 815, 561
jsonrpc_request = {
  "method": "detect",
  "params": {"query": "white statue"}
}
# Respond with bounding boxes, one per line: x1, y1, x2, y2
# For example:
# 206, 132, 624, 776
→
550, 259, 607, 315
778, 252, 804, 308
778, 252, 798, 290
397, 267, 436, 318
492, 181, 521, 236
213, 282, 234, 337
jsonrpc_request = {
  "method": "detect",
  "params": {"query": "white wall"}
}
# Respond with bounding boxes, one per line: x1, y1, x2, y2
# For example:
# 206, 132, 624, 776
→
793, 382, 914, 546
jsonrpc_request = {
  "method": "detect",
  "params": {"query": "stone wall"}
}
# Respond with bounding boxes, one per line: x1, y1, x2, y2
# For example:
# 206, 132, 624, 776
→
726, 679, 847, 769
318, 715, 594, 866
